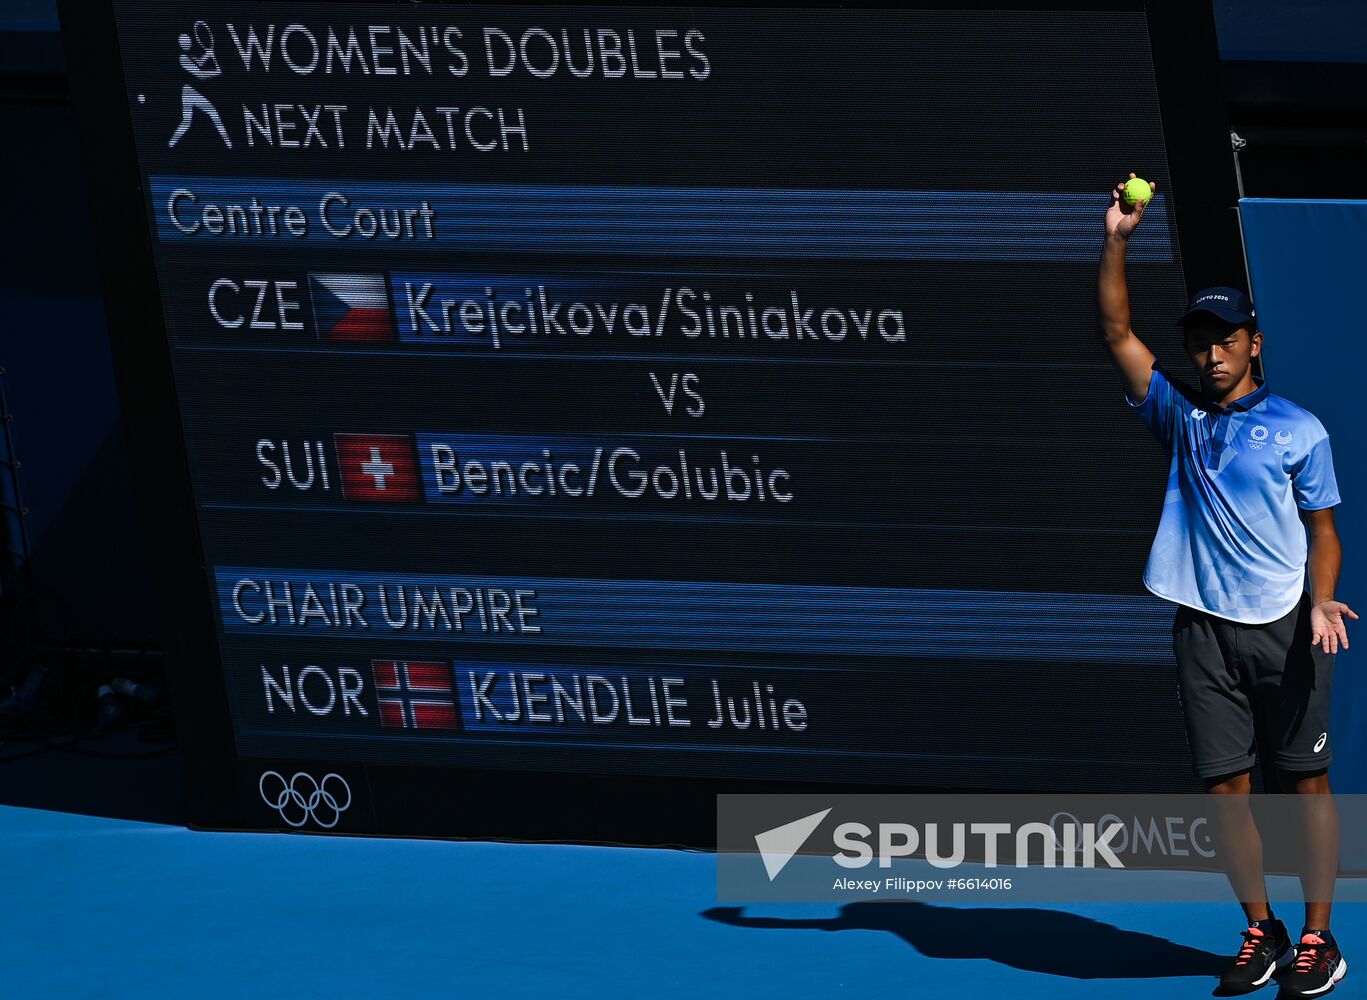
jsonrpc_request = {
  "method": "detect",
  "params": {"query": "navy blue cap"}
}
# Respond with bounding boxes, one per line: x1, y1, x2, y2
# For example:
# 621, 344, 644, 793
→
1176, 286, 1257, 327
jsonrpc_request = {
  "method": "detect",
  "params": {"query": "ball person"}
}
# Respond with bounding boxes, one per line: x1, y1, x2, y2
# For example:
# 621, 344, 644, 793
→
1097, 173, 1355, 996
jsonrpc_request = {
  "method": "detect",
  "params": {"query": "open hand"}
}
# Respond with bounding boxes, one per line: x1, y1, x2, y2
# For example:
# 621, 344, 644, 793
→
1106, 172, 1155, 240
1310, 599, 1358, 654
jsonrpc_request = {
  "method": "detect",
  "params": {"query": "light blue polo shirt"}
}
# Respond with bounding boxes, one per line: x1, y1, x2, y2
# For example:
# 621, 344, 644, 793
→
1126, 367, 1340, 624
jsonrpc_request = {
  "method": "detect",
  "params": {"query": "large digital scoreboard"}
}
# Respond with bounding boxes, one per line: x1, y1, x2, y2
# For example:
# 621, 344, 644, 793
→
62, 0, 1242, 840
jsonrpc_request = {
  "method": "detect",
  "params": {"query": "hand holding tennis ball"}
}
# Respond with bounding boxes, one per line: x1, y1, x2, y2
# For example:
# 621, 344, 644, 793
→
1122, 177, 1153, 206
1107, 172, 1156, 240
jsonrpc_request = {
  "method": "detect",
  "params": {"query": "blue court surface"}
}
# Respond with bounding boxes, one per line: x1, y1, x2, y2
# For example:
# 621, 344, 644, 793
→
2, 804, 1362, 999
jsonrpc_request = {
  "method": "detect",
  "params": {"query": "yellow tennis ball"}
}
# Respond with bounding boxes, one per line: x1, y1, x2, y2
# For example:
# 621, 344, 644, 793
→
1123, 177, 1153, 206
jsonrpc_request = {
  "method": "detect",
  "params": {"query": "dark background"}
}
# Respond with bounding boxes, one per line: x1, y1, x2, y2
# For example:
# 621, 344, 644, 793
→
104, 2, 1201, 798
4, 0, 1361, 644
4, 0, 1361, 645
2, 0, 1363, 832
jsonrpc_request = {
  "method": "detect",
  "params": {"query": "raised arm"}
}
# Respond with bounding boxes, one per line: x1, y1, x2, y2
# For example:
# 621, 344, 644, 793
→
1097, 173, 1158, 403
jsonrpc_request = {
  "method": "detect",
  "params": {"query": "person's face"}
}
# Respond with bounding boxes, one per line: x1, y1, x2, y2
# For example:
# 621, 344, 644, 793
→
1183, 316, 1262, 395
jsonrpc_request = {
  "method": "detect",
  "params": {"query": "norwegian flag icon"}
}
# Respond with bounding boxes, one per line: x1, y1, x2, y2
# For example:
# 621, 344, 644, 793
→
372, 659, 459, 731
334, 433, 420, 502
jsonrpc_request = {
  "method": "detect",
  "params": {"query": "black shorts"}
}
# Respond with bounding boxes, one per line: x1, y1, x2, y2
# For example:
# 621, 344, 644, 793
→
1172, 591, 1335, 780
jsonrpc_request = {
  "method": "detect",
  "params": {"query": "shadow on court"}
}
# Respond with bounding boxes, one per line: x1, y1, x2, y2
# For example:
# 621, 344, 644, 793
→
702, 901, 1225, 981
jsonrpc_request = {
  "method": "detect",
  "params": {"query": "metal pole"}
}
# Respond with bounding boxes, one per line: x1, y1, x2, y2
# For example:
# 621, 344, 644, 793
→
1229, 130, 1263, 378
1231, 129, 1248, 200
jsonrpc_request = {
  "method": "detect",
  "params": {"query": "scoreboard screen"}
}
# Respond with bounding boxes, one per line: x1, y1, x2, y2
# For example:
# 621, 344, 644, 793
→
63, 0, 1241, 836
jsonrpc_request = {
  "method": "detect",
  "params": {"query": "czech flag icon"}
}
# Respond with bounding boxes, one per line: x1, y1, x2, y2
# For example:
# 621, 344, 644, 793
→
308, 273, 395, 342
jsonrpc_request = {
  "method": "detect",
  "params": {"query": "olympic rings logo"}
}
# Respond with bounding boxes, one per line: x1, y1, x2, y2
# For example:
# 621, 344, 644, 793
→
258, 770, 352, 829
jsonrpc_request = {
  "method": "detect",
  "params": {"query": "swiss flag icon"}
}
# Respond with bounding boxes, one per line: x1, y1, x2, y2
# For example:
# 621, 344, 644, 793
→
334, 433, 420, 502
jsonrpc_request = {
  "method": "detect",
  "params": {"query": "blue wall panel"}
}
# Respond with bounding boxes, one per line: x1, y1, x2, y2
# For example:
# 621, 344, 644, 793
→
1242, 198, 1367, 792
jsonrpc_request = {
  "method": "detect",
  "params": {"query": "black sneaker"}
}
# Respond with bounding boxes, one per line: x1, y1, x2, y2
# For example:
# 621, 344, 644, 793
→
1278, 932, 1348, 997
1220, 920, 1293, 994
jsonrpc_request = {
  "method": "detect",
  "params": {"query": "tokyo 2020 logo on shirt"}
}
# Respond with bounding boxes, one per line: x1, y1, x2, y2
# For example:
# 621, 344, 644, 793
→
1248, 425, 1293, 454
